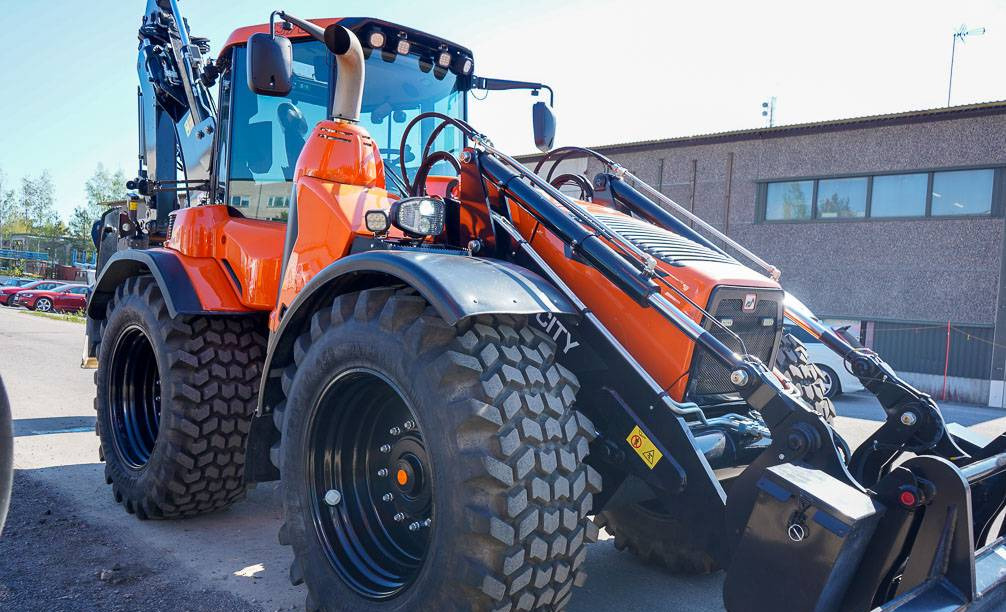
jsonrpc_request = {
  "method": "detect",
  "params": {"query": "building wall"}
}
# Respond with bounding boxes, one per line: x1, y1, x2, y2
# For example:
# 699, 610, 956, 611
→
584, 114, 1006, 326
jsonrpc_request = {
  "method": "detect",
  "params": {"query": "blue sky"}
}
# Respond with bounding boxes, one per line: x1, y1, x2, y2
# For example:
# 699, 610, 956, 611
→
1, 0, 1004, 220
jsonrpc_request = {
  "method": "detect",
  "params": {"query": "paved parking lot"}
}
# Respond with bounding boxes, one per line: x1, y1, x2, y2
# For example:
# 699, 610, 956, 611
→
2, 306, 1005, 611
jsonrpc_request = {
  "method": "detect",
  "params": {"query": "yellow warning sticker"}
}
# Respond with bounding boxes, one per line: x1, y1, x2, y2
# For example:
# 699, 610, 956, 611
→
626, 425, 663, 469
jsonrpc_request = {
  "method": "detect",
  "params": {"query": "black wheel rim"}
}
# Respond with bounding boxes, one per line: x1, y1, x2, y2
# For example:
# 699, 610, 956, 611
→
307, 369, 432, 600
107, 325, 161, 470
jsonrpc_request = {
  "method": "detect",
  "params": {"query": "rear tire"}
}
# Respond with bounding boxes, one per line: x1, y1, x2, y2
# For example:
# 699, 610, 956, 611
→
595, 503, 718, 574
94, 276, 266, 519
273, 288, 601, 612
774, 333, 836, 422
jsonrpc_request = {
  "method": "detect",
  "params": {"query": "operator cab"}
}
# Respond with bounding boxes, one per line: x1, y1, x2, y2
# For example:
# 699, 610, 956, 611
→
214, 18, 473, 222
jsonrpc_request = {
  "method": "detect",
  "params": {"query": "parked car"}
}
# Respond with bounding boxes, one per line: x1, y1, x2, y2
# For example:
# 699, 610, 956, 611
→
782, 320, 865, 398
50, 285, 92, 312
13, 284, 88, 312
0, 278, 33, 288
0, 280, 66, 307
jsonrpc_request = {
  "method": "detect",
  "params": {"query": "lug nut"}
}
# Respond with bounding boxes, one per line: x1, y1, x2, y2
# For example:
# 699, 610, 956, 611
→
408, 522, 421, 532
380, 444, 392, 453
403, 420, 416, 430
730, 369, 750, 387
324, 489, 342, 506
394, 513, 406, 522
377, 468, 389, 477
900, 412, 918, 426
382, 493, 394, 502
389, 427, 402, 436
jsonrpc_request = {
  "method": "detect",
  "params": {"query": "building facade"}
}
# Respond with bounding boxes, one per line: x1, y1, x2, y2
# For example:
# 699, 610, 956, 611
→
522, 102, 1006, 405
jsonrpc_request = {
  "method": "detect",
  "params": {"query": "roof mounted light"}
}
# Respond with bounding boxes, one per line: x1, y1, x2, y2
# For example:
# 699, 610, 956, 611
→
366, 29, 386, 49
452, 55, 473, 75
436, 47, 452, 69
396, 34, 411, 56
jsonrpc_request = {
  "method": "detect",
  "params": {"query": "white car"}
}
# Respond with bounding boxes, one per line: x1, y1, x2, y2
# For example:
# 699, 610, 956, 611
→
782, 322, 864, 398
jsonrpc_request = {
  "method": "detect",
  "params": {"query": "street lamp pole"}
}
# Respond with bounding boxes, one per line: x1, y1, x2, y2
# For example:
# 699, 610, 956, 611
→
947, 24, 986, 107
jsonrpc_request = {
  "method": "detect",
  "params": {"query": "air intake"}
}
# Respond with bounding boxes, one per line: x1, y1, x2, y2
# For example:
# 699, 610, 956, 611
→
593, 213, 737, 266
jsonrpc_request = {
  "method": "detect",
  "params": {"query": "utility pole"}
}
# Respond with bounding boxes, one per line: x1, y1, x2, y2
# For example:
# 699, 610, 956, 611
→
948, 24, 986, 107
761, 97, 777, 127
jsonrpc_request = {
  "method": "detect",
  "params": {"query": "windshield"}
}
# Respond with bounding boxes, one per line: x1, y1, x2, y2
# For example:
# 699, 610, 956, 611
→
227, 39, 466, 220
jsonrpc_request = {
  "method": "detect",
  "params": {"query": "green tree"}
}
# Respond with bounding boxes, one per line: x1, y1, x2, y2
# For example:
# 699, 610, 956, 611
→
18, 171, 58, 232
84, 164, 128, 219
68, 206, 94, 244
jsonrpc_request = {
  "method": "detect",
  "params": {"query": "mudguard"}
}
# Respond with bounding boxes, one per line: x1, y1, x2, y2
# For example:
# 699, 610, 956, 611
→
256, 249, 578, 415
84, 248, 252, 363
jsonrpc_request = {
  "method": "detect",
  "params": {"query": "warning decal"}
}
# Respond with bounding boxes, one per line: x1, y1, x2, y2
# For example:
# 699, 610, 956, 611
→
626, 425, 663, 469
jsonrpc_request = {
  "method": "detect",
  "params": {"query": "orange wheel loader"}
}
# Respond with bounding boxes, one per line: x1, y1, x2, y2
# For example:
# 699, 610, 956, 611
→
83, 2, 1006, 611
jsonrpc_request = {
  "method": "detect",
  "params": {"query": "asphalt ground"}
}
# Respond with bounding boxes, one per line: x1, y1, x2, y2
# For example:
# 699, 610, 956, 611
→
2, 306, 1005, 612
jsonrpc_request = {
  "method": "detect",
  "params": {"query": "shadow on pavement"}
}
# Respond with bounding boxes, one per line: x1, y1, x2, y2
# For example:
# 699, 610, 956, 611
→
13, 416, 96, 437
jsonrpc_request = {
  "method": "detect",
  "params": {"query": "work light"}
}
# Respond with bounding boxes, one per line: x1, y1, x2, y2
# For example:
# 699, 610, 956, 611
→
390, 197, 446, 237
365, 210, 390, 234
436, 48, 452, 69
367, 29, 386, 49
396, 35, 411, 55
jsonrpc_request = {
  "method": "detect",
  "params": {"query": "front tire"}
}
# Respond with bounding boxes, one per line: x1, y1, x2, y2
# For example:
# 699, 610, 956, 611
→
34, 298, 52, 312
274, 288, 601, 612
94, 276, 266, 519
774, 333, 836, 421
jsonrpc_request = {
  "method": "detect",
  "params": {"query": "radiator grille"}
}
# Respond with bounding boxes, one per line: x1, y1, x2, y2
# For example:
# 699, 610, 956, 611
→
593, 213, 737, 265
166, 213, 175, 241
687, 287, 784, 397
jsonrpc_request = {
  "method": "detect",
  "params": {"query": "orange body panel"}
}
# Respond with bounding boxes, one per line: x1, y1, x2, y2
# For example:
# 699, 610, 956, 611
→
272, 121, 397, 330
166, 205, 285, 311
512, 201, 778, 400
220, 19, 343, 57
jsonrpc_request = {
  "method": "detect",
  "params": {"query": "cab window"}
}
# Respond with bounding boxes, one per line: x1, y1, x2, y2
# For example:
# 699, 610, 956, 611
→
228, 41, 332, 221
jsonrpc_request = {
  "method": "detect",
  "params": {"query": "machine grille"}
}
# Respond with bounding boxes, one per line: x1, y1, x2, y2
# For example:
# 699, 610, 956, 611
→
593, 213, 737, 265
166, 212, 175, 241
687, 287, 784, 397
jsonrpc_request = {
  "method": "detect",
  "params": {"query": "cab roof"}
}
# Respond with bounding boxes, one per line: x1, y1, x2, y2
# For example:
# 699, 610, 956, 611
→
220, 17, 473, 59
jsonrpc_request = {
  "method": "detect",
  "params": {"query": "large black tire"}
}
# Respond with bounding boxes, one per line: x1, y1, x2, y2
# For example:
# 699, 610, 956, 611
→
94, 276, 266, 519
0, 376, 11, 534
595, 502, 717, 574
775, 332, 836, 423
273, 287, 601, 612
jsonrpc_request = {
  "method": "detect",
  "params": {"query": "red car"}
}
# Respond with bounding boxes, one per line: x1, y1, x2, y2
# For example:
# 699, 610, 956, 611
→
13, 284, 90, 312
0, 280, 65, 307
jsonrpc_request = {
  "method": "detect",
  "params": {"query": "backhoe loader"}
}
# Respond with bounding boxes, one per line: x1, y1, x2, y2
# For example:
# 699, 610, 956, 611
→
85, 1, 1006, 610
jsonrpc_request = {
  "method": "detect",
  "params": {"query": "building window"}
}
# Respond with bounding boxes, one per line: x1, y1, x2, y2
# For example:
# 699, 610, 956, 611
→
817, 177, 867, 219
871, 173, 928, 217
760, 167, 999, 222
267, 196, 290, 208
931, 169, 994, 216
230, 195, 250, 208
765, 180, 813, 220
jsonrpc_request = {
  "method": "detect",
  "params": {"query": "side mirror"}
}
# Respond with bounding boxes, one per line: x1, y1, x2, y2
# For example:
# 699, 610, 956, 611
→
532, 101, 556, 153
247, 33, 293, 97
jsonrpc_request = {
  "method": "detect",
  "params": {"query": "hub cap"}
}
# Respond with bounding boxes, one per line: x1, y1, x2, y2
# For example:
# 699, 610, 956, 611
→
107, 325, 161, 469
308, 369, 432, 600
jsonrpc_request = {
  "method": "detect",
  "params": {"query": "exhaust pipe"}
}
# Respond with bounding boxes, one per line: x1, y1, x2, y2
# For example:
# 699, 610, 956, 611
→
276, 14, 364, 123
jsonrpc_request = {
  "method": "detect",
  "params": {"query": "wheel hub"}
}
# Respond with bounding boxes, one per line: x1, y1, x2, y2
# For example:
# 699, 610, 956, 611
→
308, 369, 433, 600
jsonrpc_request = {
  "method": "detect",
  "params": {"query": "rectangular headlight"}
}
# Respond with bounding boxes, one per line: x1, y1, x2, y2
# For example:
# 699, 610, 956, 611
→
390, 197, 446, 237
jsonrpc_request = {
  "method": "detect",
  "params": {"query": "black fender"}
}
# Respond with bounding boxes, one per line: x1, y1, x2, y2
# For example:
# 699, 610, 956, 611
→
84, 249, 248, 361
256, 249, 578, 415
